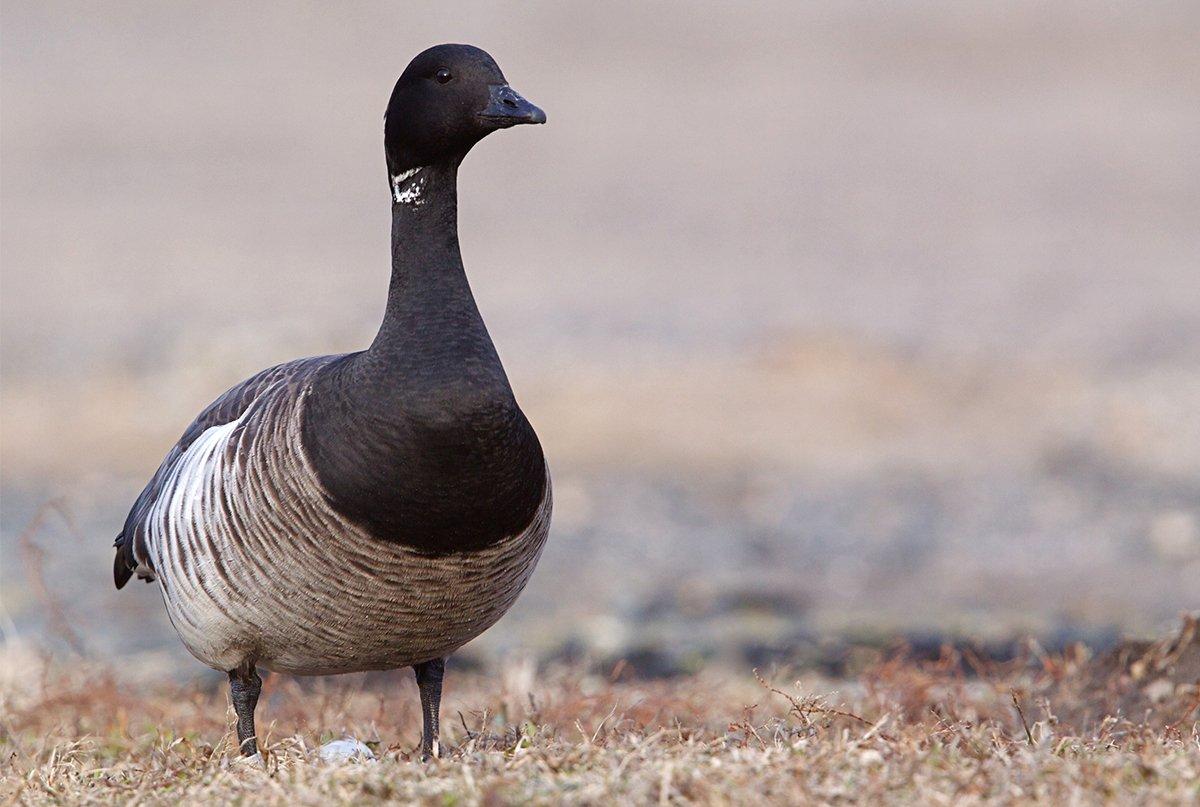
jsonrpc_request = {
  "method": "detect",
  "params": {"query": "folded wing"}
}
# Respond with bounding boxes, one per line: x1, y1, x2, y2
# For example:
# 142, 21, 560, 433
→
113, 355, 342, 588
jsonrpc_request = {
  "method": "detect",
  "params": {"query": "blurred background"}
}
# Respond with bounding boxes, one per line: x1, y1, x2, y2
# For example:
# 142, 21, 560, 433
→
3, 1, 1198, 678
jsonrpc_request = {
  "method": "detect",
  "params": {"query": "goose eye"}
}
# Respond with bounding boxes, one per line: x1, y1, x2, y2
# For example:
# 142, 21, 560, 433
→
435, 68, 452, 84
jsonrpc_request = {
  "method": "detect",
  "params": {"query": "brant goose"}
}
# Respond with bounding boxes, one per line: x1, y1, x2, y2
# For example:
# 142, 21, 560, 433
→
113, 44, 551, 761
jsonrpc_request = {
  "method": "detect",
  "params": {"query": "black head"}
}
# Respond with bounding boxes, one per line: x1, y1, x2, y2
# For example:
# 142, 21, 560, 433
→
384, 44, 545, 176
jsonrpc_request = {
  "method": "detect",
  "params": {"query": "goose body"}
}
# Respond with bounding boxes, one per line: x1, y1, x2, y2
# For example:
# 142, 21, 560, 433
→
113, 44, 551, 758
122, 354, 551, 676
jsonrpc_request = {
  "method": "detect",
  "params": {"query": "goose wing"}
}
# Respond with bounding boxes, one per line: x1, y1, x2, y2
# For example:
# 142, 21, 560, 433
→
113, 354, 342, 588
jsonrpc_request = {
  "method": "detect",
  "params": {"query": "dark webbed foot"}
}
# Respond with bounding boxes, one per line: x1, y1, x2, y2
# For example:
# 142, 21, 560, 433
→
228, 665, 263, 757
413, 657, 446, 760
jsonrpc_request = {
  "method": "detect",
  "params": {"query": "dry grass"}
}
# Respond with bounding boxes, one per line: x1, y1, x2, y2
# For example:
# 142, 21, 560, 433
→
4, 621, 1200, 805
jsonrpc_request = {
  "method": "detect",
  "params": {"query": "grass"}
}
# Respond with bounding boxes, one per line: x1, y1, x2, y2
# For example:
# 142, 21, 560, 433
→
4, 620, 1200, 805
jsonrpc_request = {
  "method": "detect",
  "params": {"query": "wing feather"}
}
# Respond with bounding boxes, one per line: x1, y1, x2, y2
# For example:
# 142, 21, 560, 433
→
113, 354, 342, 588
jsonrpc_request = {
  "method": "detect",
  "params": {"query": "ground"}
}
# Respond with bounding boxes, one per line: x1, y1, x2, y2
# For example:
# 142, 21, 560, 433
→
4, 620, 1200, 805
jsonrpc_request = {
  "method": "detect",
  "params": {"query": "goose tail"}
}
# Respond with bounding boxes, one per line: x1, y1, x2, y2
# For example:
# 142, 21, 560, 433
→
113, 533, 135, 589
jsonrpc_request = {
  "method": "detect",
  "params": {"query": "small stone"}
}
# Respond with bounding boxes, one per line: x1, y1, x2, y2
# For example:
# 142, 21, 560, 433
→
230, 752, 265, 771
318, 738, 376, 763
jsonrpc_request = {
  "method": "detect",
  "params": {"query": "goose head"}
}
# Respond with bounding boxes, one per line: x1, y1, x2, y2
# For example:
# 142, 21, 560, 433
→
384, 44, 545, 179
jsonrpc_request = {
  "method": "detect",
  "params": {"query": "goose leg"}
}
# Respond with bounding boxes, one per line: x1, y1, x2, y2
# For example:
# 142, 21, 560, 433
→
228, 665, 263, 757
413, 657, 446, 760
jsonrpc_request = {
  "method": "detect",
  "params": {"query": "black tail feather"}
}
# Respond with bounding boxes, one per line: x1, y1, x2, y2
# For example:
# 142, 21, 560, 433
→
113, 535, 134, 589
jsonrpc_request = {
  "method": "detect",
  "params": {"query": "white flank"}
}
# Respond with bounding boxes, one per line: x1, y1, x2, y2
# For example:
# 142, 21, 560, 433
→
145, 413, 248, 665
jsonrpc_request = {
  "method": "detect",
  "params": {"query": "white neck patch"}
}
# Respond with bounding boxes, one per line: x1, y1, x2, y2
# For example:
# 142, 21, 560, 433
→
390, 167, 426, 206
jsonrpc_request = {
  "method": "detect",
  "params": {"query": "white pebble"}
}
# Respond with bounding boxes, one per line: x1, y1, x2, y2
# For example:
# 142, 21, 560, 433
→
318, 738, 377, 763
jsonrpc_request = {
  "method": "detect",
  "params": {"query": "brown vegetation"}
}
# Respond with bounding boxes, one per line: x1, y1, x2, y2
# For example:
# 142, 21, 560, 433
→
4, 619, 1200, 804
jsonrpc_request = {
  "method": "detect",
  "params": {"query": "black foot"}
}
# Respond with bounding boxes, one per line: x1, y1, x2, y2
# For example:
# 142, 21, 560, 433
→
228, 665, 263, 757
413, 657, 446, 760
